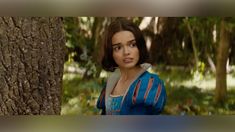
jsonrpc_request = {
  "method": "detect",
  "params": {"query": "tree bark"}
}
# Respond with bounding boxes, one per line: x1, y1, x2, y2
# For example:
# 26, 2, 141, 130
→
215, 20, 230, 105
184, 18, 199, 69
0, 17, 65, 115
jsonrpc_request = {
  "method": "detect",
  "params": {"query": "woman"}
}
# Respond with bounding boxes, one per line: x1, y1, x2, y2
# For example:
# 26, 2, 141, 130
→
97, 18, 167, 115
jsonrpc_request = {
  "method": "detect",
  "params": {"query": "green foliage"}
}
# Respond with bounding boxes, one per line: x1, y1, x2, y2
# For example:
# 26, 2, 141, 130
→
191, 61, 206, 81
154, 64, 193, 86
181, 17, 219, 66
155, 65, 235, 115
62, 72, 105, 115
132, 17, 142, 25
63, 17, 101, 79
164, 85, 235, 115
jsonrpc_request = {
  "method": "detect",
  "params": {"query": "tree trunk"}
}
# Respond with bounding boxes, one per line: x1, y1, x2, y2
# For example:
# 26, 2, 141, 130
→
184, 18, 199, 69
149, 17, 184, 65
92, 17, 104, 78
0, 17, 66, 115
215, 20, 230, 105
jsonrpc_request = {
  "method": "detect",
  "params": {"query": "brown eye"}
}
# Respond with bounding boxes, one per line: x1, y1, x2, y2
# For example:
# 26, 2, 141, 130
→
129, 43, 136, 48
113, 46, 121, 51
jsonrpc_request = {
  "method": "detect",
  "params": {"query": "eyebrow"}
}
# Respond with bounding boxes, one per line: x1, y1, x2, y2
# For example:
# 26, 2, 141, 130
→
112, 39, 136, 46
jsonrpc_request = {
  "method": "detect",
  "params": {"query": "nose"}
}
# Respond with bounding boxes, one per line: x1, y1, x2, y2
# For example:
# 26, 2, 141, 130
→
123, 46, 130, 55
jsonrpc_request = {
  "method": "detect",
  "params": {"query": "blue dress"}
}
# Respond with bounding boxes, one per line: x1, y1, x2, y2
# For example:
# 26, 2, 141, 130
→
97, 64, 167, 115
106, 95, 123, 115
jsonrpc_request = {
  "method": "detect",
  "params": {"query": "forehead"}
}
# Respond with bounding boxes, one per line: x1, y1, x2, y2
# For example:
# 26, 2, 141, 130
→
111, 30, 135, 44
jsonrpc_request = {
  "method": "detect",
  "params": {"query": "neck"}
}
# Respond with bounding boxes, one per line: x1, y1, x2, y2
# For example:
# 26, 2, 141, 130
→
119, 65, 142, 82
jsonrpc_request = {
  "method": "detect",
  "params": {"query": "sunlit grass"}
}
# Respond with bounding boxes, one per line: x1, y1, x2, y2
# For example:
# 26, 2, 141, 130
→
181, 74, 235, 91
154, 65, 235, 90
154, 65, 235, 115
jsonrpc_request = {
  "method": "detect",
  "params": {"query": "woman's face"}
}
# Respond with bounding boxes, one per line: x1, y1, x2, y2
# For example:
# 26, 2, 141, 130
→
111, 30, 140, 70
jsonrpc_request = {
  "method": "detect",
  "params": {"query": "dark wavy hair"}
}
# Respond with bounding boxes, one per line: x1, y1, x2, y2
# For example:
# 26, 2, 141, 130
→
101, 18, 149, 72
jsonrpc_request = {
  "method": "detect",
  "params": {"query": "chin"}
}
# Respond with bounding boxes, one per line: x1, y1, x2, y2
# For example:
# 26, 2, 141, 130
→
120, 62, 138, 69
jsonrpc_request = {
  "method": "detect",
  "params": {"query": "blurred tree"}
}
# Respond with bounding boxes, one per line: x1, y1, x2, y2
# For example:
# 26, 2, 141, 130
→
184, 17, 199, 69
64, 17, 110, 80
141, 17, 196, 66
181, 17, 218, 71
215, 18, 234, 105
0, 17, 66, 115
150, 17, 185, 65
180, 17, 235, 105
230, 34, 235, 65
140, 17, 235, 105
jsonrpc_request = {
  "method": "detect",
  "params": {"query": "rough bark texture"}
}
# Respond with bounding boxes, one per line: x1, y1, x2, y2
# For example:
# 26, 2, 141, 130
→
0, 17, 65, 115
215, 20, 230, 105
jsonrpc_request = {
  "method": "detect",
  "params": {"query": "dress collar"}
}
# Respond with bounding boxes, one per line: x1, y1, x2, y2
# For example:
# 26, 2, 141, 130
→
104, 63, 152, 108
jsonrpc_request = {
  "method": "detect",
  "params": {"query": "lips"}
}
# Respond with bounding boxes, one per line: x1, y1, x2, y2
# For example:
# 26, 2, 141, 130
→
123, 58, 133, 63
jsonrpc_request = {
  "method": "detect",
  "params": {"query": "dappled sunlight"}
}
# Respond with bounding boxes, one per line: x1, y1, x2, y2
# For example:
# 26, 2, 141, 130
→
61, 92, 100, 115
154, 65, 235, 91
62, 68, 103, 115
63, 73, 82, 81
164, 85, 235, 115
99, 70, 108, 78
178, 73, 235, 91
152, 65, 235, 115
227, 74, 235, 89
61, 97, 82, 115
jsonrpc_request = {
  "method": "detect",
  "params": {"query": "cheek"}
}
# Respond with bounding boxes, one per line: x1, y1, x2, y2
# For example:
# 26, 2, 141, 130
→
112, 52, 121, 62
135, 49, 140, 59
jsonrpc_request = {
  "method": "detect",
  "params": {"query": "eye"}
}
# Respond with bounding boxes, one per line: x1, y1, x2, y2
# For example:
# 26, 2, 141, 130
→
113, 46, 121, 51
129, 43, 136, 48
